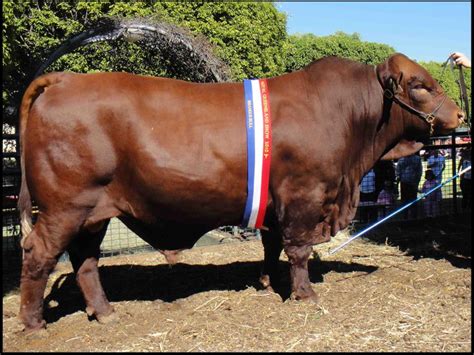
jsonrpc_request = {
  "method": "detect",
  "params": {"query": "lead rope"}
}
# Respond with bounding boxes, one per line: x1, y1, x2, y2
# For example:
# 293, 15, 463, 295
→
441, 57, 471, 132
457, 65, 471, 132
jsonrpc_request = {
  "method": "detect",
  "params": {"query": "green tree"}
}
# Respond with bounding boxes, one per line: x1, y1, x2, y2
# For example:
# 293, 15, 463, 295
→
285, 32, 395, 72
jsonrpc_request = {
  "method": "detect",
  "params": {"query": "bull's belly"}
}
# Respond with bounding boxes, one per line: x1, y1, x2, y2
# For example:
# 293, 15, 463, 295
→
118, 214, 211, 250
111, 166, 247, 228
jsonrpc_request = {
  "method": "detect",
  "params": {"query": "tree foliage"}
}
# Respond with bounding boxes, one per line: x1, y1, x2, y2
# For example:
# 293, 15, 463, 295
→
285, 31, 396, 71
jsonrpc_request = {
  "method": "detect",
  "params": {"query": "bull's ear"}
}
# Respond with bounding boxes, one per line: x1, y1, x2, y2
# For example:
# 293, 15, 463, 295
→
380, 139, 423, 160
390, 72, 404, 94
376, 61, 404, 94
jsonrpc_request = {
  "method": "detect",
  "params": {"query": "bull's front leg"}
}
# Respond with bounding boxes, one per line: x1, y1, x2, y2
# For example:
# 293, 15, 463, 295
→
284, 243, 317, 301
277, 197, 330, 302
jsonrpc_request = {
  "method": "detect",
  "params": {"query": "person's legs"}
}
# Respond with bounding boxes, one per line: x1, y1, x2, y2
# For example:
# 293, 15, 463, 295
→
460, 178, 472, 209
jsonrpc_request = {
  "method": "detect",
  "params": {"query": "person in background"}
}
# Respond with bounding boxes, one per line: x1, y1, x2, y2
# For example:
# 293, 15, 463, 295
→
450, 52, 471, 68
376, 180, 395, 220
359, 169, 376, 222
459, 147, 472, 209
374, 160, 397, 200
427, 150, 445, 185
396, 152, 422, 219
421, 169, 442, 217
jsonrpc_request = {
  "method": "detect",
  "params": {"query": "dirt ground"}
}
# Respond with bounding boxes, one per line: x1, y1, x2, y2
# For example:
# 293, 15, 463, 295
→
3, 214, 471, 352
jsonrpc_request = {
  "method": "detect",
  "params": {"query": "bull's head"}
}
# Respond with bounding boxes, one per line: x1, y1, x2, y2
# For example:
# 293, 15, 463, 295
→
376, 53, 465, 160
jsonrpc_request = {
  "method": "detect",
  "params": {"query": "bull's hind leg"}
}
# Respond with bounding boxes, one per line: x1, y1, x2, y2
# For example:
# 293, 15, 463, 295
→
19, 212, 85, 332
259, 228, 283, 292
67, 221, 115, 323
19, 229, 58, 331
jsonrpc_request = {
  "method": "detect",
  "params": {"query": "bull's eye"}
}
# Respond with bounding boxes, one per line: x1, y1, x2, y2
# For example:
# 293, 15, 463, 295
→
410, 85, 430, 102
412, 84, 429, 91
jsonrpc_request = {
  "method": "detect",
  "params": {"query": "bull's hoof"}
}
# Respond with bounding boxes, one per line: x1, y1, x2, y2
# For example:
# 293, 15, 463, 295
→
22, 319, 47, 335
289, 289, 319, 304
259, 274, 280, 293
259, 275, 272, 289
95, 310, 118, 324
259, 285, 276, 295
264, 286, 276, 293
86, 305, 117, 324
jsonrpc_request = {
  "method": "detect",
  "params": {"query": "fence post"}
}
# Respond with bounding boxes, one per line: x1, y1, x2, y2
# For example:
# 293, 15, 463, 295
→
451, 132, 458, 214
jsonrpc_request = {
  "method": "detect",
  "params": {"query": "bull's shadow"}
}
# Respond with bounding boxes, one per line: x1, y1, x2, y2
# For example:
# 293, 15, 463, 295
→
43, 257, 377, 324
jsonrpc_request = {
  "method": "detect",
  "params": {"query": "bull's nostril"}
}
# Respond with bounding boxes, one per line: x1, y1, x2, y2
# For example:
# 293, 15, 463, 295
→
458, 111, 465, 123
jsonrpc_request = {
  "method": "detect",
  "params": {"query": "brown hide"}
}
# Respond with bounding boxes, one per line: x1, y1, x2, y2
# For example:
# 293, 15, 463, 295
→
380, 139, 424, 160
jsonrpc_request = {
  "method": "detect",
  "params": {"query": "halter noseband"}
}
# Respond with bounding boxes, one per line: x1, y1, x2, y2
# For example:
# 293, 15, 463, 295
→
383, 88, 447, 134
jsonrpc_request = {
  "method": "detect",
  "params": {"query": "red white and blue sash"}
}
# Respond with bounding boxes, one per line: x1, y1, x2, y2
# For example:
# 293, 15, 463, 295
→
242, 79, 272, 228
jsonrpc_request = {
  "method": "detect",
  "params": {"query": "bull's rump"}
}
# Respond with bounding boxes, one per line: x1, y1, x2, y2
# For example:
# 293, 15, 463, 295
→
24, 72, 249, 225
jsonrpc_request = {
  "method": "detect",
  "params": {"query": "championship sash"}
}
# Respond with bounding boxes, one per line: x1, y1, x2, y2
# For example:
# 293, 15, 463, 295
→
242, 79, 272, 228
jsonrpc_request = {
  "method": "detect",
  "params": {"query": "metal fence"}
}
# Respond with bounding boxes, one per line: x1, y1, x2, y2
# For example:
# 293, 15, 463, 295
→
357, 132, 471, 224
3, 122, 471, 266
3, 124, 22, 266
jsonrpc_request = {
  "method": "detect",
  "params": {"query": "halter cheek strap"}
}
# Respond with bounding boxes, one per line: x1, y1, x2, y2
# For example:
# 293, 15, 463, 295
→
383, 88, 447, 134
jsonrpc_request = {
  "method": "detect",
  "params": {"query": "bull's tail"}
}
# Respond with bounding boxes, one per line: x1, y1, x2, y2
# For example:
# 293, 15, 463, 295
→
18, 73, 63, 246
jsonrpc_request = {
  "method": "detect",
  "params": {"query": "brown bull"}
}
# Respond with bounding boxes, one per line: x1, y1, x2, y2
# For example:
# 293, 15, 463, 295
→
18, 53, 463, 331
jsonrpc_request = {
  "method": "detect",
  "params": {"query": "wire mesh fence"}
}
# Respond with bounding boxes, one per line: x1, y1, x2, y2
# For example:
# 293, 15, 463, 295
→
357, 134, 471, 224
100, 218, 152, 257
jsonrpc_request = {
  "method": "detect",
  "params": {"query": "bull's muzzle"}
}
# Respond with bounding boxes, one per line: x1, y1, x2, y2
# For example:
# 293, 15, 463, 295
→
436, 110, 464, 134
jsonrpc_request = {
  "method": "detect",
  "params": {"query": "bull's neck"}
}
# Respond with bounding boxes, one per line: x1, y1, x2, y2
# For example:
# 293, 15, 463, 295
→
354, 65, 405, 178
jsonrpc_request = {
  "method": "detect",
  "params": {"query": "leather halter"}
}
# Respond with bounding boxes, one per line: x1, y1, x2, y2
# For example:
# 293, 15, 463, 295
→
383, 87, 447, 134
375, 66, 447, 134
